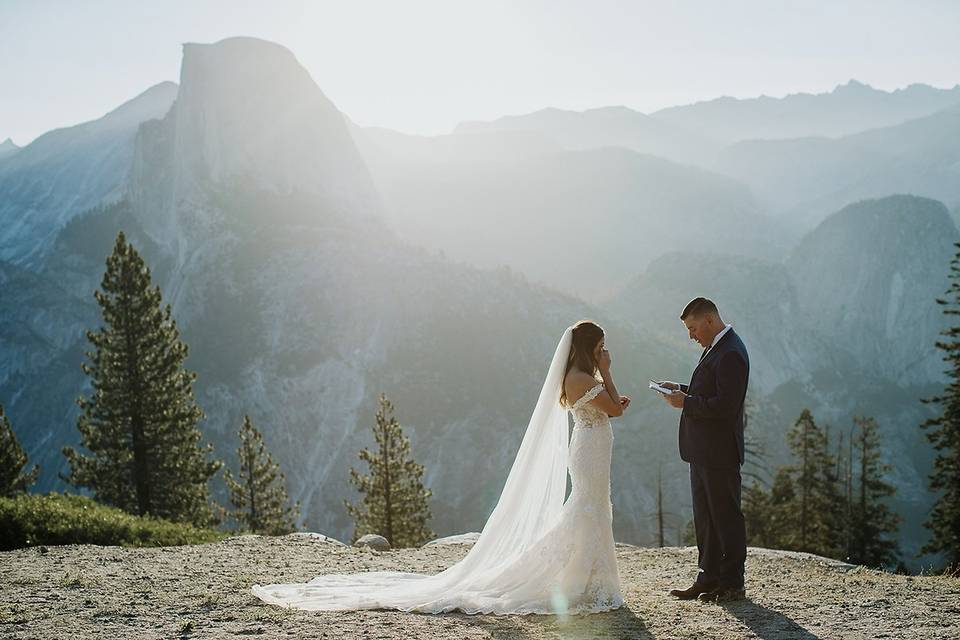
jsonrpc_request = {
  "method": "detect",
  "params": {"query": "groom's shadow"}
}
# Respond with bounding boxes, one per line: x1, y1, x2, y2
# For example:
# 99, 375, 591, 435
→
720, 598, 820, 640
458, 604, 651, 640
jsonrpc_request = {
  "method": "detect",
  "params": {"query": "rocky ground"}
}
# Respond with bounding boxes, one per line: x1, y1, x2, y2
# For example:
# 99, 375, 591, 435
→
1, 534, 958, 639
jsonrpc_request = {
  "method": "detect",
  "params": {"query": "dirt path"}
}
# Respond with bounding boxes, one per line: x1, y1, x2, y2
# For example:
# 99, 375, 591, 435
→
1, 534, 958, 639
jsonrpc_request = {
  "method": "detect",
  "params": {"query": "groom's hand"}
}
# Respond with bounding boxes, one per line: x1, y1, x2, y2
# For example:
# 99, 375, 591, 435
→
663, 390, 686, 409
658, 381, 680, 391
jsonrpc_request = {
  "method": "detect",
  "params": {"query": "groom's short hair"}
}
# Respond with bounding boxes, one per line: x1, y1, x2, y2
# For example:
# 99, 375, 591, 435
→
680, 297, 719, 320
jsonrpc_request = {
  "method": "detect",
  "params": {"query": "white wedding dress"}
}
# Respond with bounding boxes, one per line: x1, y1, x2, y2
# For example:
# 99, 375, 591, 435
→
251, 327, 623, 615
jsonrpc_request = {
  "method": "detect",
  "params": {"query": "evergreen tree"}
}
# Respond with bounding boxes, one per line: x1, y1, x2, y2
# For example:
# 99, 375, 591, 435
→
788, 409, 822, 550
921, 241, 960, 571
0, 404, 39, 496
784, 409, 838, 557
839, 427, 855, 560
767, 468, 798, 549
345, 394, 434, 547
62, 232, 222, 527
740, 400, 781, 549
743, 467, 799, 551
820, 424, 847, 558
847, 416, 900, 568
224, 415, 300, 535
742, 478, 774, 547
742, 413, 850, 559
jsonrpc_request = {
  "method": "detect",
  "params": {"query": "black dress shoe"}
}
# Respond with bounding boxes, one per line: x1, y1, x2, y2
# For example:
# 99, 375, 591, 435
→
697, 585, 746, 602
669, 582, 718, 600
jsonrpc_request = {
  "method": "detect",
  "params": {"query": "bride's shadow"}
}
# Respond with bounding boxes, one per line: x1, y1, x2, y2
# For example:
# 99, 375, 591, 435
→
457, 604, 651, 640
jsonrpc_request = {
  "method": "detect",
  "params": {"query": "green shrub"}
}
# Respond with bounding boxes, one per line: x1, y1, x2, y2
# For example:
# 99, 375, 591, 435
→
0, 492, 228, 550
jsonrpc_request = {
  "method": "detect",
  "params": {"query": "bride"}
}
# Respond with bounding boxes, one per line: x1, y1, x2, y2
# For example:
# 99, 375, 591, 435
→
252, 320, 631, 615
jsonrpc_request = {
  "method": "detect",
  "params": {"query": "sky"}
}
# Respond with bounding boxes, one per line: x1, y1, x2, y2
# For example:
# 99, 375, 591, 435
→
2, 0, 959, 146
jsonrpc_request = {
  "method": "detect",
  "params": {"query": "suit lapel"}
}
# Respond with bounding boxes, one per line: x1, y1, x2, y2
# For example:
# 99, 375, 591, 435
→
690, 346, 716, 381
689, 329, 734, 382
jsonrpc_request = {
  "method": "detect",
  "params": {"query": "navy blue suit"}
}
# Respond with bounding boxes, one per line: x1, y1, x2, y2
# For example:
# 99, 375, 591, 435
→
678, 327, 749, 588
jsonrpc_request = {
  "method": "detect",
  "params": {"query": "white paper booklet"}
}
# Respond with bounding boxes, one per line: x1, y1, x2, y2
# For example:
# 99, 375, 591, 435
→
648, 380, 673, 394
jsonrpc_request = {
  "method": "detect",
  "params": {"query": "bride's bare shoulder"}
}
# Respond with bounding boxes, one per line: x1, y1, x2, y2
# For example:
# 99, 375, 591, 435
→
564, 370, 601, 399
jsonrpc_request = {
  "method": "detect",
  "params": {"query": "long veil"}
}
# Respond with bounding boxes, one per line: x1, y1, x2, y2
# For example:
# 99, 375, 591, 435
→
251, 326, 574, 612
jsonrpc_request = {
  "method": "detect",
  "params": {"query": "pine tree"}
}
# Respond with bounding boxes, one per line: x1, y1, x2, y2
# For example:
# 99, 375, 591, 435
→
921, 241, 960, 571
224, 415, 300, 535
784, 409, 838, 557
0, 404, 39, 497
743, 467, 800, 551
742, 478, 774, 547
767, 468, 798, 548
788, 409, 821, 550
345, 394, 434, 548
61, 231, 222, 527
743, 413, 850, 558
820, 424, 847, 559
839, 427, 855, 560
847, 416, 900, 568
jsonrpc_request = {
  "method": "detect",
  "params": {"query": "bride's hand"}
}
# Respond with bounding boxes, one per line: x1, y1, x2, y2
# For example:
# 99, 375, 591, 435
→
619, 395, 631, 411
597, 348, 612, 374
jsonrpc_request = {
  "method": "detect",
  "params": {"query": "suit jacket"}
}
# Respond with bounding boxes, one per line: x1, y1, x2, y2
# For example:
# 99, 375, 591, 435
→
678, 328, 750, 466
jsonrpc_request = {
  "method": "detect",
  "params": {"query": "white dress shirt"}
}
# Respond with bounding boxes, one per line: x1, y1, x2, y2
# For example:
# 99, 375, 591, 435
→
704, 324, 733, 357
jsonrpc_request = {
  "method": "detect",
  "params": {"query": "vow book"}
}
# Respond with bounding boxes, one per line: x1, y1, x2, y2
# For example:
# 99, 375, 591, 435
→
648, 380, 672, 394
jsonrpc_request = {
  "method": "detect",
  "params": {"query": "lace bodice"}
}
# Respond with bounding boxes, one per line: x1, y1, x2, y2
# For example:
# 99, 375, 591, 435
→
569, 383, 611, 430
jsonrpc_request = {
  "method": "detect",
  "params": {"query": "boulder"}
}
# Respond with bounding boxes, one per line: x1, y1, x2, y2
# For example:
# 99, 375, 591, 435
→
354, 534, 390, 551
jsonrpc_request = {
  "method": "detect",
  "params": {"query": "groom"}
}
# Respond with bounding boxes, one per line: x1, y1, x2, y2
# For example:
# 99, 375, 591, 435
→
660, 297, 749, 603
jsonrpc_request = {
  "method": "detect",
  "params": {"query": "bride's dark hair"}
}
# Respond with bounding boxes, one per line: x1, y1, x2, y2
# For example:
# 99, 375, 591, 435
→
560, 320, 604, 407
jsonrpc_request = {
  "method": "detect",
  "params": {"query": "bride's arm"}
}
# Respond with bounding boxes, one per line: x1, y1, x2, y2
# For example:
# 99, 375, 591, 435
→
597, 361, 623, 418
568, 371, 623, 416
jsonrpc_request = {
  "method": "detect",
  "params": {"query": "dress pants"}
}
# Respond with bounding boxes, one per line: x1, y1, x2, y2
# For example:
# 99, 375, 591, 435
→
690, 463, 746, 588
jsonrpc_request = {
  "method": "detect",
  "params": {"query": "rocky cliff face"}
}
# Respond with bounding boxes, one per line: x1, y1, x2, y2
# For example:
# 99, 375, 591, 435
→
787, 195, 956, 385
170, 38, 379, 214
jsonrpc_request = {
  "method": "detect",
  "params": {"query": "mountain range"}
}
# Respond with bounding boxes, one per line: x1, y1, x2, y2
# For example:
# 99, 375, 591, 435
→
716, 104, 960, 227
1, 37, 955, 567
450, 80, 960, 234
652, 79, 960, 142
